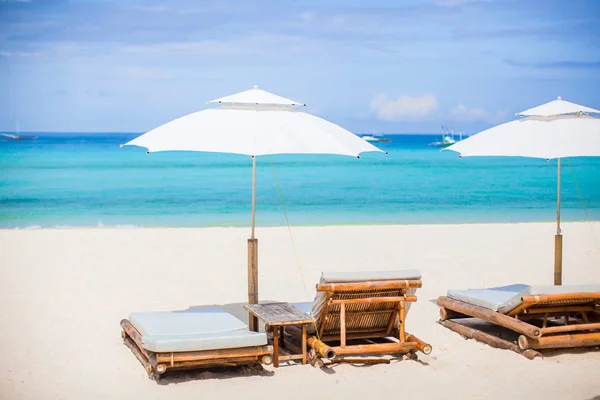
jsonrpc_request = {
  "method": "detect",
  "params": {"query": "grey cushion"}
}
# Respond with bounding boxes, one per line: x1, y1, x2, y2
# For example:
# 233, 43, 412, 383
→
129, 306, 267, 353
320, 269, 422, 283
447, 284, 600, 314
447, 284, 530, 314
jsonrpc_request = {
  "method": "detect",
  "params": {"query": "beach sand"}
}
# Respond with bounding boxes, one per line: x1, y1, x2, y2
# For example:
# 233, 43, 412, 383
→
1, 222, 599, 399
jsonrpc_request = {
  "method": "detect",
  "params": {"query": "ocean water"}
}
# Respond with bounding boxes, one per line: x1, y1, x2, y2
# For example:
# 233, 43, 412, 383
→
1, 133, 599, 228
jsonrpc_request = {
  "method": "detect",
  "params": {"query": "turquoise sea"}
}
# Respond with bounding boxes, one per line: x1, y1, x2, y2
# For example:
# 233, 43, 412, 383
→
1, 133, 599, 228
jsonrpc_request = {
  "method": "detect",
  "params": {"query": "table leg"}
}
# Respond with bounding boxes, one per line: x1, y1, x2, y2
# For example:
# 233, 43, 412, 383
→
302, 324, 307, 365
272, 326, 279, 368
279, 327, 285, 350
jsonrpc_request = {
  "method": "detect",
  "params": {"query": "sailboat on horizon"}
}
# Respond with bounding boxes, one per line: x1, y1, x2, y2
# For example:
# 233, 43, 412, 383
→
1, 117, 37, 141
429, 126, 464, 147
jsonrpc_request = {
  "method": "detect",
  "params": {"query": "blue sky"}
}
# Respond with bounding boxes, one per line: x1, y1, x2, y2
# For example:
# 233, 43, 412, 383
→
1, 0, 599, 134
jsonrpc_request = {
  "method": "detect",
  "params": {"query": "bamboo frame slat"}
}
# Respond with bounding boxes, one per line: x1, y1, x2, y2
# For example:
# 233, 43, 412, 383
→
439, 307, 469, 321
340, 303, 347, 347
406, 333, 432, 355
330, 296, 417, 305
437, 296, 541, 338
540, 322, 600, 335
520, 305, 597, 315
276, 354, 306, 362
273, 326, 280, 367
385, 308, 398, 335
332, 342, 416, 356
155, 345, 273, 364
438, 320, 541, 360
399, 302, 406, 342
316, 280, 422, 292
518, 332, 600, 350
167, 356, 267, 369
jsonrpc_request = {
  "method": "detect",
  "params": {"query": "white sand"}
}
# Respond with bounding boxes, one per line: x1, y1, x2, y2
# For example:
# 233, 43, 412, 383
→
1, 222, 599, 400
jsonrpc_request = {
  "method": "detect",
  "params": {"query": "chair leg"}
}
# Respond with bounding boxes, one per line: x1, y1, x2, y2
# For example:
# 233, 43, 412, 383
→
340, 303, 347, 347
398, 302, 406, 343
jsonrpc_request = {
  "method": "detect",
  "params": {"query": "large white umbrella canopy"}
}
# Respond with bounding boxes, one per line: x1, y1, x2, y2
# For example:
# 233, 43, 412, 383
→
124, 85, 382, 329
126, 86, 380, 157
126, 105, 380, 157
445, 97, 600, 285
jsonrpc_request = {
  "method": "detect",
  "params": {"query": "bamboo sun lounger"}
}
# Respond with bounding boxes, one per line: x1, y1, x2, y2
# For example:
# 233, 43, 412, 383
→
120, 307, 273, 379
437, 284, 600, 359
291, 270, 432, 365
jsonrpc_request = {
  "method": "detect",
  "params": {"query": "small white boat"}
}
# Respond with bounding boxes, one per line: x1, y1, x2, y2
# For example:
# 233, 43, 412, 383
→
361, 131, 391, 143
430, 127, 462, 147
361, 135, 379, 142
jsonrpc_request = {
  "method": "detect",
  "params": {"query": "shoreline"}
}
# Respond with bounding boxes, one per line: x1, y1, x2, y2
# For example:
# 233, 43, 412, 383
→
3, 218, 600, 230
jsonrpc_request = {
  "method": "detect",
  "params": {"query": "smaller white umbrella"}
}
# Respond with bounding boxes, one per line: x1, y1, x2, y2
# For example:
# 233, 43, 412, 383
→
445, 97, 600, 284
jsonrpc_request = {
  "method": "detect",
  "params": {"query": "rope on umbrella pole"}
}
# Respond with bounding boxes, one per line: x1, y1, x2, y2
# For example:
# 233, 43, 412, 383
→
566, 157, 600, 255
268, 157, 310, 300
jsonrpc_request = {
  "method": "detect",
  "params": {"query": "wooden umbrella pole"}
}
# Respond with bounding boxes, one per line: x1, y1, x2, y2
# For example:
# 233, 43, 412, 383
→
251, 156, 256, 240
248, 156, 259, 331
554, 158, 563, 286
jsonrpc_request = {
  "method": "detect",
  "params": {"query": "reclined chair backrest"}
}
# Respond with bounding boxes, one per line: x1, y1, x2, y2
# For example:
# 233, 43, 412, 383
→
310, 270, 422, 338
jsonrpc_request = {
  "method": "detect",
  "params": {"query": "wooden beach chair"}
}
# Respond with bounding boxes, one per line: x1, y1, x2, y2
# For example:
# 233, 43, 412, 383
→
290, 270, 432, 365
437, 284, 600, 359
120, 306, 273, 379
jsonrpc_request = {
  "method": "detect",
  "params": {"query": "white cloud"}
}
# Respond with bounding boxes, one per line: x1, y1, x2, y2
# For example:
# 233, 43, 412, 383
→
370, 93, 439, 121
299, 11, 314, 22
451, 103, 507, 122
0, 51, 39, 57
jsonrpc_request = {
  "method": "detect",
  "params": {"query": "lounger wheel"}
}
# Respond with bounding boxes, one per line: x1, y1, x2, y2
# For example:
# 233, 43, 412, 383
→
405, 351, 419, 361
261, 355, 273, 365
121, 330, 127, 339
155, 364, 167, 374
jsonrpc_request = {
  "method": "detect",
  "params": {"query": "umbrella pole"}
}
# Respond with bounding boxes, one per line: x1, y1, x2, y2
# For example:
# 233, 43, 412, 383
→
554, 158, 563, 286
248, 156, 259, 331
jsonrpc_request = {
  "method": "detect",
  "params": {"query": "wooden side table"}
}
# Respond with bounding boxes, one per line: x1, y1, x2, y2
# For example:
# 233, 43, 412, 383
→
244, 302, 314, 367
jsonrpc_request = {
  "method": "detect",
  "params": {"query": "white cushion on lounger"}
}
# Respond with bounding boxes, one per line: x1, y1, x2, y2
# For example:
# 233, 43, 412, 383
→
447, 284, 600, 314
447, 284, 530, 314
129, 307, 267, 353
320, 269, 422, 283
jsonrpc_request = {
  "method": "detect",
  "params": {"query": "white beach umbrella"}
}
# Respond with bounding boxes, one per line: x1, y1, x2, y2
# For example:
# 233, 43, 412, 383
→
445, 97, 600, 285
124, 85, 383, 330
